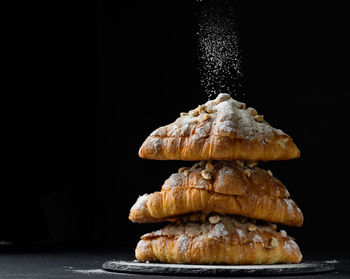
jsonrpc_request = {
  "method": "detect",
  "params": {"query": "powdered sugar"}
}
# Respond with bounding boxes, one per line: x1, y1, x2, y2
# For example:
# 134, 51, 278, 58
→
284, 199, 295, 215
277, 137, 288, 149
197, 178, 208, 189
163, 173, 184, 189
72, 269, 108, 275
236, 228, 245, 239
283, 239, 300, 255
137, 240, 148, 250
252, 234, 263, 243
180, 123, 190, 136
218, 166, 234, 185
141, 215, 301, 260
212, 98, 274, 140
219, 121, 236, 134
131, 194, 149, 210
196, 0, 243, 98
148, 94, 285, 145
151, 126, 167, 137
177, 235, 190, 254
289, 239, 299, 250
195, 121, 212, 137
283, 241, 292, 254
211, 222, 229, 238
149, 137, 161, 149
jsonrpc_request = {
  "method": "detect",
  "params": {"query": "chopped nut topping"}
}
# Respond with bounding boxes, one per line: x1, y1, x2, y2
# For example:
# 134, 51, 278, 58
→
201, 169, 212, 180
254, 115, 264, 122
248, 224, 256, 232
270, 224, 277, 230
243, 168, 251, 177
202, 114, 211, 121
209, 215, 221, 224
180, 126, 188, 136
267, 170, 273, 177
247, 107, 258, 116
270, 237, 278, 248
238, 103, 246, 109
280, 230, 287, 237
198, 105, 207, 113
179, 167, 190, 177
236, 160, 244, 167
205, 107, 217, 114
205, 161, 214, 171
152, 127, 167, 137
215, 93, 231, 104
178, 167, 189, 174
180, 112, 188, 117
189, 109, 199, 117
246, 161, 258, 168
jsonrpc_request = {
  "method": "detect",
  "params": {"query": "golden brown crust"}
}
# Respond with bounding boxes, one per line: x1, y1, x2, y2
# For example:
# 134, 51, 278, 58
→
135, 216, 302, 264
129, 161, 303, 226
139, 94, 300, 161
162, 161, 290, 198
129, 187, 303, 226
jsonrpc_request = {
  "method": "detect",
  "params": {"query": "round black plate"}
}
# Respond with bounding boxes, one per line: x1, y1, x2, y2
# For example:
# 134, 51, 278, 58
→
102, 260, 336, 276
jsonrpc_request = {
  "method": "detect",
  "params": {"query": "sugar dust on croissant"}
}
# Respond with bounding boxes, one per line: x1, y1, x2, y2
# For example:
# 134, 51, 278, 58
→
136, 215, 302, 264
139, 93, 300, 161
129, 161, 303, 227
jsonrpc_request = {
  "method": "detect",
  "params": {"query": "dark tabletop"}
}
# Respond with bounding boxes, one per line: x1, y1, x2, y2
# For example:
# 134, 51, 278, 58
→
0, 248, 349, 279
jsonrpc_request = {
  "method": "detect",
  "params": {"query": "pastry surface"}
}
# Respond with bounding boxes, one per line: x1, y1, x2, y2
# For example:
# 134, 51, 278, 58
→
129, 161, 303, 226
136, 215, 302, 264
139, 93, 300, 161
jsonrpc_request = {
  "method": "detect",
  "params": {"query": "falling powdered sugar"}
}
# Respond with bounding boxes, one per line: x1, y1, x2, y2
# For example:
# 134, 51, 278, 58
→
196, 0, 243, 99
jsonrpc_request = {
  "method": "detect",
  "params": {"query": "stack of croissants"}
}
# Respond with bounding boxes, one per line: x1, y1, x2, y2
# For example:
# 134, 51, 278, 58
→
129, 93, 303, 265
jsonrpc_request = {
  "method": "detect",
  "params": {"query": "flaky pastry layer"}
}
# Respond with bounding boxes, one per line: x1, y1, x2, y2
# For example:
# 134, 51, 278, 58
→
139, 94, 300, 161
136, 215, 302, 264
129, 187, 303, 226
129, 161, 303, 226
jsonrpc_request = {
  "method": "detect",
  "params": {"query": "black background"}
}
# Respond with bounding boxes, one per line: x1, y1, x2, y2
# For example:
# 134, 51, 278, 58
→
3, 0, 350, 258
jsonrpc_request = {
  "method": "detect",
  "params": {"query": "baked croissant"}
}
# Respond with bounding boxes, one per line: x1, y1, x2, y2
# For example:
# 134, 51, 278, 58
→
136, 215, 302, 264
139, 93, 300, 161
129, 161, 303, 226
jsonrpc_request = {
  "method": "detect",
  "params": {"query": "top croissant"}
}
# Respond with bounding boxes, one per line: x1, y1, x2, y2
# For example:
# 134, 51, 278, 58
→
139, 93, 300, 161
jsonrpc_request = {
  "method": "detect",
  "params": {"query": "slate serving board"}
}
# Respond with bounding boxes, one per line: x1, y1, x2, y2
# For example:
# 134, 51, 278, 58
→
102, 260, 336, 276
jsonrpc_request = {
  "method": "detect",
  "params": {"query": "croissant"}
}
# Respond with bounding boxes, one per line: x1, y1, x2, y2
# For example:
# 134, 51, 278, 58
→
129, 161, 303, 226
139, 93, 300, 161
136, 215, 302, 264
